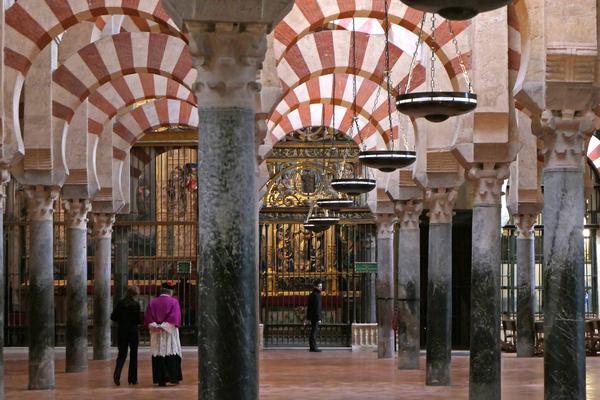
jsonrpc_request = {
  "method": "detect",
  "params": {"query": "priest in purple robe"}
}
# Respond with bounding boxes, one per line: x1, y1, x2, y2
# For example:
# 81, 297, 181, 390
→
144, 281, 183, 386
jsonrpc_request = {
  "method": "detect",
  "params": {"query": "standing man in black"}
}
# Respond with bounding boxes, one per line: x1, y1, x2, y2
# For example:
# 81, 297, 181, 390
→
306, 280, 323, 352
111, 286, 141, 386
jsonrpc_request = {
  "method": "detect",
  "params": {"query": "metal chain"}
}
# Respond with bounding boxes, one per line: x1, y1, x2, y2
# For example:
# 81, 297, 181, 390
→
448, 21, 473, 93
430, 13, 437, 93
403, 14, 426, 95
383, 0, 395, 149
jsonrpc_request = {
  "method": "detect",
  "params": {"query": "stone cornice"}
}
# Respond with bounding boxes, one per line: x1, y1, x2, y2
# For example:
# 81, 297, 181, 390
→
425, 188, 458, 224
92, 213, 115, 240
468, 163, 510, 206
63, 199, 92, 231
514, 213, 538, 239
394, 199, 423, 230
189, 22, 267, 109
24, 185, 59, 222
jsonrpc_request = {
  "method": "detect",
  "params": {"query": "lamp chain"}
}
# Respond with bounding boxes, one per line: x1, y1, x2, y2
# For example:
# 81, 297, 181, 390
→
448, 21, 473, 93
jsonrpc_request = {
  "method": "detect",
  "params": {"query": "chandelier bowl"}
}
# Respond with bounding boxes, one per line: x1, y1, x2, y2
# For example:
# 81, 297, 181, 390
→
331, 178, 376, 196
396, 91, 477, 123
316, 198, 354, 210
358, 150, 417, 172
400, 0, 512, 20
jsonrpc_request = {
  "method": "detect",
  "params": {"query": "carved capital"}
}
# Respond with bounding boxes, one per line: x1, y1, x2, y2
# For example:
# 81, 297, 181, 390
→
425, 188, 458, 224
188, 22, 267, 109
63, 199, 92, 230
374, 213, 395, 239
24, 186, 59, 222
514, 213, 538, 239
468, 163, 510, 206
0, 169, 11, 212
533, 111, 595, 171
92, 213, 115, 239
394, 200, 423, 230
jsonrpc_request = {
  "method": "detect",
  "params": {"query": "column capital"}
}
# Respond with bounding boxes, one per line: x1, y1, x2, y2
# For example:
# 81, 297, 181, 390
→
92, 213, 115, 239
468, 163, 510, 206
425, 188, 458, 224
374, 213, 395, 239
0, 168, 11, 212
394, 199, 423, 230
63, 199, 92, 231
24, 185, 59, 222
533, 110, 595, 171
188, 22, 267, 109
514, 213, 538, 239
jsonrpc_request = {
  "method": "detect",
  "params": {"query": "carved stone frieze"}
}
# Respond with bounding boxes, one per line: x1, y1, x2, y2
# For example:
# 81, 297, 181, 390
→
0, 169, 11, 212
394, 200, 423, 230
468, 164, 510, 206
533, 111, 595, 171
374, 213, 395, 239
188, 22, 267, 109
92, 213, 115, 240
63, 199, 92, 231
514, 213, 538, 239
425, 188, 458, 224
24, 186, 59, 222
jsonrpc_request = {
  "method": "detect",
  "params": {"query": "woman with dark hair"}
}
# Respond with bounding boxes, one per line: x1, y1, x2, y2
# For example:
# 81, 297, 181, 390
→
111, 285, 141, 386
144, 281, 183, 386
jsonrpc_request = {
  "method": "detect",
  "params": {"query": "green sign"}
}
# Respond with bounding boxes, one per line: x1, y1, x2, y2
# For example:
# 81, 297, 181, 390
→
355, 262, 378, 273
177, 261, 192, 274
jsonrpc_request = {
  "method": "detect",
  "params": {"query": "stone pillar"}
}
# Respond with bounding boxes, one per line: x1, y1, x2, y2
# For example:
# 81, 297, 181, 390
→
63, 199, 91, 372
374, 213, 395, 359
114, 226, 129, 305
25, 185, 59, 390
190, 23, 266, 400
395, 199, 423, 370
0, 170, 10, 397
535, 113, 592, 399
425, 188, 457, 385
92, 213, 114, 361
514, 214, 537, 358
468, 165, 509, 400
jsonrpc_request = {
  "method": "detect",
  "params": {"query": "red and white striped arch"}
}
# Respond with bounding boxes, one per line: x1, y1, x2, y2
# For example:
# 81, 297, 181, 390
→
112, 99, 198, 161
588, 136, 600, 172
52, 32, 194, 172
87, 73, 196, 136
269, 103, 383, 151
269, 73, 425, 146
119, 15, 175, 35
508, 4, 522, 91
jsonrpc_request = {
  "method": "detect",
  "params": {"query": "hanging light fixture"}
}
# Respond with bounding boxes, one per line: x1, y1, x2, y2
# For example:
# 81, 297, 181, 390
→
316, 197, 354, 210
357, 3, 416, 173
396, 14, 477, 122
304, 201, 339, 233
400, 0, 512, 21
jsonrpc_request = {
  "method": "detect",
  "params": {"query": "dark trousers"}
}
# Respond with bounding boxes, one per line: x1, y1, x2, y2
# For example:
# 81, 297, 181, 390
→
114, 333, 139, 384
309, 321, 319, 350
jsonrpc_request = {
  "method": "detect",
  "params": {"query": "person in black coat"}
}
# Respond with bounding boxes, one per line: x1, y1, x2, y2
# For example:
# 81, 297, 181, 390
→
111, 286, 142, 386
306, 280, 323, 352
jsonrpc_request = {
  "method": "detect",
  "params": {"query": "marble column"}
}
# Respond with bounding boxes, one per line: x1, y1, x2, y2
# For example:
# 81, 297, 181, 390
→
425, 189, 457, 385
64, 199, 91, 372
92, 213, 114, 361
375, 214, 395, 359
468, 165, 509, 400
514, 214, 537, 358
25, 185, 59, 390
536, 114, 592, 399
114, 226, 129, 304
395, 200, 423, 370
0, 170, 10, 397
190, 23, 266, 400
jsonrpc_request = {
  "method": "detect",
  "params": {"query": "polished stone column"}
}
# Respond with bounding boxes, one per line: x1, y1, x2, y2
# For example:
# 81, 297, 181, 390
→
92, 213, 114, 361
395, 200, 423, 370
468, 165, 509, 400
514, 214, 537, 358
375, 214, 395, 359
0, 170, 10, 397
25, 185, 59, 390
64, 199, 91, 372
536, 114, 592, 399
191, 23, 266, 400
114, 226, 129, 304
425, 189, 457, 385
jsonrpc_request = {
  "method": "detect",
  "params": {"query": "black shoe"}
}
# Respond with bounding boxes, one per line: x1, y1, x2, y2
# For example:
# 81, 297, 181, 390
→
158, 382, 167, 387
309, 349, 322, 352
128, 381, 137, 385
113, 377, 120, 386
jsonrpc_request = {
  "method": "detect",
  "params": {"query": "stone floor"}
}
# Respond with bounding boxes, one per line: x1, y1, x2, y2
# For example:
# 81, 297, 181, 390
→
5, 348, 600, 399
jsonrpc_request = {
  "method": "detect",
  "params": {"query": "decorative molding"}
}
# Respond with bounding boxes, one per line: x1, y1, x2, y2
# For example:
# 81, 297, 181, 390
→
188, 22, 267, 109
0, 169, 11, 212
468, 163, 510, 206
374, 213, 395, 239
514, 213, 538, 239
394, 200, 423, 230
546, 43, 597, 83
427, 152, 460, 174
65, 169, 88, 185
399, 171, 417, 187
533, 111, 595, 171
24, 148, 52, 171
63, 199, 92, 231
92, 213, 115, 239
24, 186, 59, 222
425, 188, 458, 224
